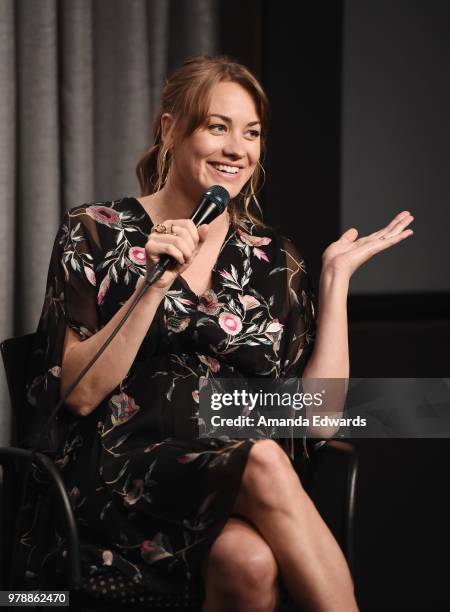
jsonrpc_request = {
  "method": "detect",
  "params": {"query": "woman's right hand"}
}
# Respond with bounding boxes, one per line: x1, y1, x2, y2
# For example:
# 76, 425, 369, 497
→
145, 219, 209, 291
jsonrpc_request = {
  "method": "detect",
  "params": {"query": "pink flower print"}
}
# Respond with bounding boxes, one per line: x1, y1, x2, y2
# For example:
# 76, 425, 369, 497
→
83, 265, 96, 286
237, 229, 271, 261
253, 247, 269, 262
198, 290, 221, 315
192, 389, 199, 403
102, 550, 113, 566
237, 229, 272, 248
238, 294, 261, 311
124, 479, 144, 507
218, 312, 242, 336
266, 319, 284, 333
144, 442, 164, 453
218, 269, 235, 283
97, 274, 110, 305
129, 246, 147, 265
140, 534, 173, 563
177, 452, 201, 464
198, 354, 221, 373
86, 205, 121, 226
166, 316, 190, 333
110, 392, 140, 427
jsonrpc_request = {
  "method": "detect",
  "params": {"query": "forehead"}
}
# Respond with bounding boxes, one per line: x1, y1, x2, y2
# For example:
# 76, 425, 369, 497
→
207, 81, 259, 122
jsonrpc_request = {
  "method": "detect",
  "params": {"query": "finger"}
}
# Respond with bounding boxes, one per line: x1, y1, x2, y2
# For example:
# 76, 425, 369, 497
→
339, 228, 359, 242
170, 224, 196, 252
364, 228, 414, 255
150, 231, 193, 258
382, 214, 414, 240
366, 210, 412, 239
148, 240, 186, 265
176, 218, 200, 246
197, 224, 209, 243
159, 234, 195, 264
359, 213, 414, 244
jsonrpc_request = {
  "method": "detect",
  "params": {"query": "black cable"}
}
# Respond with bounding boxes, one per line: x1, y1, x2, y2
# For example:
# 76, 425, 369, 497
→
12, 184, 230, 588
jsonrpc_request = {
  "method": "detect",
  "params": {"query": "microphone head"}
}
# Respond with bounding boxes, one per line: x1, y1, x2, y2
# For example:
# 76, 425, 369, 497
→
204, 185, 230, 212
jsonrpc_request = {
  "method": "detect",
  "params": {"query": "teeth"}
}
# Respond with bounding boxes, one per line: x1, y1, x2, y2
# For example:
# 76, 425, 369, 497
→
211, 163, 240, 174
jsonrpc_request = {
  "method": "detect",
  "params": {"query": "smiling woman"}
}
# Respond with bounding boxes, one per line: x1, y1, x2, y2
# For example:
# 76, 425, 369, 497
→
135, 56, 269, 229
20, 55, 388, 612
156, 81, 261, 204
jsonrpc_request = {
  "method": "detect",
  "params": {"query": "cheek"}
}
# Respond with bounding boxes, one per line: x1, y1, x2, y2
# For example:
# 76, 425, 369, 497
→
173, 148, 201, 177
251, 142, 261, 164
191, 133, 217, 159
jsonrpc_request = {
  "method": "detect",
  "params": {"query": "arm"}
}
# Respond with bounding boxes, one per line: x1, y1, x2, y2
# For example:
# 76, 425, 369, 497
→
303, 269, 349, 380
62, 216, 209, 417
302, 211, 414, 438
61, 278, 166, 416
301, 270, 350, 438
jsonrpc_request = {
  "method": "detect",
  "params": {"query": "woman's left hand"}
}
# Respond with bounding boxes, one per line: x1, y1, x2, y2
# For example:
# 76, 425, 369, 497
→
321, 210, 414, 280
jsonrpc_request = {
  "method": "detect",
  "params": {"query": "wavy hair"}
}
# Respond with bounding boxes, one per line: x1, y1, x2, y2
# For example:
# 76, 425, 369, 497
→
136, 55, 269, 228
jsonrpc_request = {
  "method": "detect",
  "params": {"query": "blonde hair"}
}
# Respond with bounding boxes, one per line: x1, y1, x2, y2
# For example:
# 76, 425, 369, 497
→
136, 55, 269, 228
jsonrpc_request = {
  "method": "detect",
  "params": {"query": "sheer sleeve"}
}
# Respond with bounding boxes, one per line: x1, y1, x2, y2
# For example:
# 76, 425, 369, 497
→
25, 206, 101, 454
275, 237, 323, 463
279, 237, 316, 379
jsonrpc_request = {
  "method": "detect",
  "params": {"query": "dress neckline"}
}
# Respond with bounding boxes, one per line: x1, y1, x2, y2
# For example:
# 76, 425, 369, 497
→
127, 196, 236, 300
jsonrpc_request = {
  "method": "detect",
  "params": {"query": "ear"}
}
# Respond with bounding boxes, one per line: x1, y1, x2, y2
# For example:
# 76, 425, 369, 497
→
161, 113, 174, 148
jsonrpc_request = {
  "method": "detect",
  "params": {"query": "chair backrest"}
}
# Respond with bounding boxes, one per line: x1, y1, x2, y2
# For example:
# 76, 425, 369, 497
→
1, 332, 40, 446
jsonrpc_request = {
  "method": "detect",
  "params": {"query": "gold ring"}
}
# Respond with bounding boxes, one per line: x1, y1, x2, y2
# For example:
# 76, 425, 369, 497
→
151, 223, 168, 234
170, 224, 177, 236
379, 236, 386, 240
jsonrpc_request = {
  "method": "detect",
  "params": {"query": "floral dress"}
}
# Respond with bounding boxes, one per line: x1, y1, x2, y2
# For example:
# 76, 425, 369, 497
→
20, 196, 316, 590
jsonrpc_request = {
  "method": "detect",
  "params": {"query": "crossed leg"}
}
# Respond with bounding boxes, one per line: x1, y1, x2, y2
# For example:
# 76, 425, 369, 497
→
201, 439, 359, 612
201, 515, 280, 612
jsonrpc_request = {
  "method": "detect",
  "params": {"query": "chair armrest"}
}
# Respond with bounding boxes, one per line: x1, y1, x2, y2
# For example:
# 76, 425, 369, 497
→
0, 447, 82, 592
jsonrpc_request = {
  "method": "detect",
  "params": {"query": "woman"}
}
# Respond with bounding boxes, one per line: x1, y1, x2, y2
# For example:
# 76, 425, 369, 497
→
24, 56, 413, 611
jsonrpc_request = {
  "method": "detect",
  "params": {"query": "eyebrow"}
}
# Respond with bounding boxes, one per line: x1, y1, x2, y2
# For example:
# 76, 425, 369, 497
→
207, 113, 261, 127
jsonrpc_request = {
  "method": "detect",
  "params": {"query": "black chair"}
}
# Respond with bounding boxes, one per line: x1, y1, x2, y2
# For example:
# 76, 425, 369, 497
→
0, 333, 358, 611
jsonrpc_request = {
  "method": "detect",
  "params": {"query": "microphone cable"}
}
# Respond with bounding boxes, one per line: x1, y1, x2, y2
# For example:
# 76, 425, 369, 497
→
10, 184, 230, 588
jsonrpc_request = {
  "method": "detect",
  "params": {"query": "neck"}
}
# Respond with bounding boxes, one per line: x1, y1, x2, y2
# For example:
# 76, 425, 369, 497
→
157, 176, 197, 219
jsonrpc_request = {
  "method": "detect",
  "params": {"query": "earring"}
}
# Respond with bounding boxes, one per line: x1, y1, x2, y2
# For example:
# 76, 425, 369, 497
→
237, 161, 266, 202
257, 160, 266, 189
161, 148, 170, 176
156, 148, 170, 191
250, 161, 266, 198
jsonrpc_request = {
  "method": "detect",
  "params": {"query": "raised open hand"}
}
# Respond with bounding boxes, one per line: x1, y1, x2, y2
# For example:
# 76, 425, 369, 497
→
322, 210, 414, 279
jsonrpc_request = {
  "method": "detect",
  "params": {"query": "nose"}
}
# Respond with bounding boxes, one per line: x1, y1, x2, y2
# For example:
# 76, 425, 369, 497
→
222, 129, 247, 160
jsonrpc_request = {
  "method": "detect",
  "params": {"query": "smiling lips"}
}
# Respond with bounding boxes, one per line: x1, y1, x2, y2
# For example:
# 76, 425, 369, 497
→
208, 161, 243, 178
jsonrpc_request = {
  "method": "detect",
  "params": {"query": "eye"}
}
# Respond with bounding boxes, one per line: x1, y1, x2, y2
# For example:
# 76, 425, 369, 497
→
209, 123, 227, 133
247, 129, 261, 139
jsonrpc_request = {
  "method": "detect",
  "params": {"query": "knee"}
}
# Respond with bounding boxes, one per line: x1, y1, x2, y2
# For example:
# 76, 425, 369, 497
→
245, 440, 301, 489
206, 529, 278, 609
236, 440, 307, 515
249, 440, 292, 470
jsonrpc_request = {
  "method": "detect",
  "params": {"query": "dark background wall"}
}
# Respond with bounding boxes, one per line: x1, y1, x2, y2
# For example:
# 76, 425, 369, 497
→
218, 2, 450, 611
342, 0, 450, 294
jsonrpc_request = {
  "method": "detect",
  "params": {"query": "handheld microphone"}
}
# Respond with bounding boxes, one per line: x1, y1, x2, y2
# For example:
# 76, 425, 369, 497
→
146, 184, 230, 285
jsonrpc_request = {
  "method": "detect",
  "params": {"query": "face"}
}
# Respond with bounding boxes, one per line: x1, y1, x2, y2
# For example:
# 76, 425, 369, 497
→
164, 81, 262, 201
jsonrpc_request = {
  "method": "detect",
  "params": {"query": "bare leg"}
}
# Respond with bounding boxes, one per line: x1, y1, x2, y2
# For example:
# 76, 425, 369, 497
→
201, 516, 280, 612
232, 440, 359, 612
